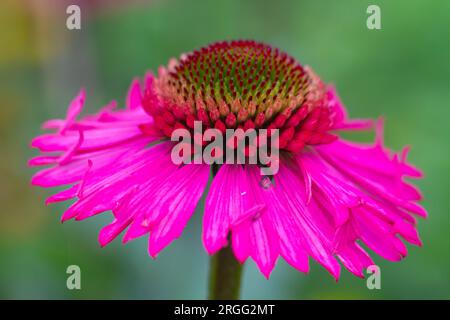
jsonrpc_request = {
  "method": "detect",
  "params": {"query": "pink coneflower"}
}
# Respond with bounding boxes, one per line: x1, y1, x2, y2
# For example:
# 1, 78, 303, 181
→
31, 40, 426, 298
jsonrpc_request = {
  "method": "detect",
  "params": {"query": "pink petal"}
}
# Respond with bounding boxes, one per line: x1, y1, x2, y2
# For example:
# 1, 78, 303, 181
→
317, 140, 426, 217
61, 88, 85, 133
148, 164, 210, 257
273, 161, 341, 279
337, 243, 374, 278
60, 142, 172, 222
327, 85, 373, 131
203, 165, 262, 255
127, 79, 142, 110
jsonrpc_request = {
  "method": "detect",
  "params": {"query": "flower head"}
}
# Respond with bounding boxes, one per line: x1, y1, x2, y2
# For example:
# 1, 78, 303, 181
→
30, 40, 426, 279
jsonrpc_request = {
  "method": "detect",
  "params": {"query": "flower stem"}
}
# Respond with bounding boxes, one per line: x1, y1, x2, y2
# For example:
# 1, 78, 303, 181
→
208, 164, 244, 300
208, 243, 244, 300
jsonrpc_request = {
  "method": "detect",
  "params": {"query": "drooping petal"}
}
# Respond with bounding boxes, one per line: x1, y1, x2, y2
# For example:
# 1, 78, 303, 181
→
98, 186, 138, 247
327, 85, 373, 131
127, 78, 142, 110
336, 242, 374, 278
41, 88, 85, 132
248, 215, 279, 279
229, 166, 280, 278
297, 137, 425, 276
31, 139, 149, 188
61, 142, 172, 222
148, 164, 210, 257
203, 165, 263, 255
316, 140, 426, 216
270, 161, 341, 279
31, 126, 146, 153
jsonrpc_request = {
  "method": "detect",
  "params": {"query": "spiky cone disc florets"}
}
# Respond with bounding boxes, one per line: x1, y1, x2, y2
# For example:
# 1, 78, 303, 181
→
142, 40, 338, 153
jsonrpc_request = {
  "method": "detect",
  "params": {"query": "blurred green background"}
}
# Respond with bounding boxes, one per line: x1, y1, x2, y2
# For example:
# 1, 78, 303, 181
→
0, 0, 449, 299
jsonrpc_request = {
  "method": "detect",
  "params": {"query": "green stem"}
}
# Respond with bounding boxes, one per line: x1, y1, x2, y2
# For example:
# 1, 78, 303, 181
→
208, 243, 244, 300
207, 164, 244, 300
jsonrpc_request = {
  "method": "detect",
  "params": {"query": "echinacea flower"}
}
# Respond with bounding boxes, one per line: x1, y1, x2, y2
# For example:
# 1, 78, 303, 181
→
31, 40, 426, 283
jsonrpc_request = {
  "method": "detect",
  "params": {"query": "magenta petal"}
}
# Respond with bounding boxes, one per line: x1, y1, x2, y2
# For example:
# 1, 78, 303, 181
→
29, 155, 59, 167
272, 161, 341, 279
249, 216, 279, 279
31, 126, 145, 153
98, 187, 138, 247
127, 78, 142, 110
327, 85, 373, 131
61, 88, 85, 133
231, 167, 280, 279
148, 164, 210, 257
352, 209, 404, 261
60, 143, 172, 222
122, 215, 151, 244
46, 186, 78, 205
231, 226, 252, 263
337, 243, 374, 278
203, 165, 261, 255
98, 218, 132, 247
31, 139, 149, 188
300, 151, 416, 268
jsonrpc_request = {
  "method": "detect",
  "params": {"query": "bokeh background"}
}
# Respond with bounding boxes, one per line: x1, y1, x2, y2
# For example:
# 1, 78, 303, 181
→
1, 0, 449, 299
